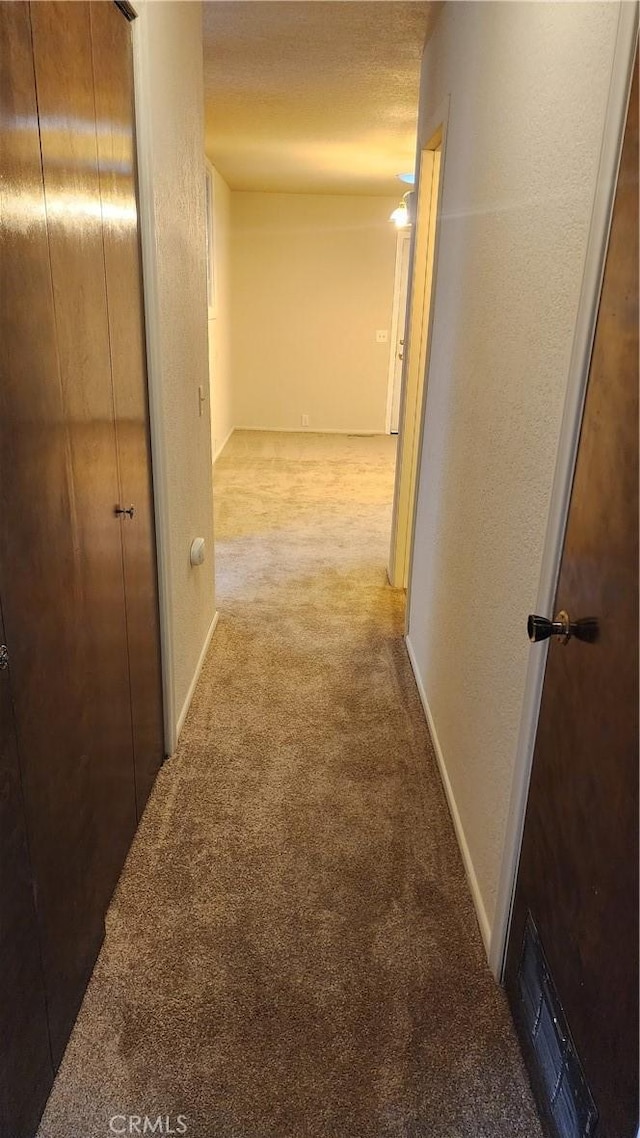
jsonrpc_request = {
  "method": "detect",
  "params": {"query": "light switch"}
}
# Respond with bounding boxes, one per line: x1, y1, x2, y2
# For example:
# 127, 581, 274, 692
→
376, 330, 389, 343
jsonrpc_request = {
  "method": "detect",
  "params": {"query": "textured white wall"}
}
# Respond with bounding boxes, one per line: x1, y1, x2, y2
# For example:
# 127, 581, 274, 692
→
134, 0, 215, 744
406, 1, 621, 943
230, 192, 398, 433
207, 165, 234, 461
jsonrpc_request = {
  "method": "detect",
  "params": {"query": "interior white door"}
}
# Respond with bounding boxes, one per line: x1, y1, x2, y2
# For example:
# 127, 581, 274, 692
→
390, 231, 411, 433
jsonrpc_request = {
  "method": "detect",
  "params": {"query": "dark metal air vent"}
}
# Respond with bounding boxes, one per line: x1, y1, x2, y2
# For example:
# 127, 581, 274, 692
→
518, 915, 598, 1138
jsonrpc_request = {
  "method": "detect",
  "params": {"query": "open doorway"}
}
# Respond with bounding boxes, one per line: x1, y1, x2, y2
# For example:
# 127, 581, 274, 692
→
388, 129, 444, 590
205, 157, 235, 467
386, 228, 412, 435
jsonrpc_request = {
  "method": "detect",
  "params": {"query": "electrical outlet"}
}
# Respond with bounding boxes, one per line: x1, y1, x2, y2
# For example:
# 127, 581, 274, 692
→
301, 414, 309, 427
376, 330, 389, 343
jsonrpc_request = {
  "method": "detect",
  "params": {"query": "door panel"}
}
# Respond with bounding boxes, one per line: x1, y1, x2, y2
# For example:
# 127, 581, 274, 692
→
0, 598, 52, 1134
0, 0, 84, 1086
0, 0, 161, 1112
505, 57, 638, 1138
90, 0, 165, 814
10, 0, 137, 1066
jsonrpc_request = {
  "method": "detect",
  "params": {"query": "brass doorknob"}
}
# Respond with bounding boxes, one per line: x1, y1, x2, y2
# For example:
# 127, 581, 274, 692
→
114, 505, 135, 519
527, 612, 599, 645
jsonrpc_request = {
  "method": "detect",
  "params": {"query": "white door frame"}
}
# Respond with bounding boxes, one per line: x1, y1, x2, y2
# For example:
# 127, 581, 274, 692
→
489, 6, 638, 979
385, 229, 412, 435
130, 2, 177, 754
388, 115, 447, 590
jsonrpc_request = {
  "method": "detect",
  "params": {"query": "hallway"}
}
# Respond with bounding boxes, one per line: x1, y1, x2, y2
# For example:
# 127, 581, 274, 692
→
37, 432, 541, 1137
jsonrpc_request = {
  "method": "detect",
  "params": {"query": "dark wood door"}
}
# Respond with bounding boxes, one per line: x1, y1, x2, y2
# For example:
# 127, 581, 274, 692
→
505, 57, 638, 1138
1, 0, 138, 1069
90, 0, 165, 815
0, 599, 52, 1137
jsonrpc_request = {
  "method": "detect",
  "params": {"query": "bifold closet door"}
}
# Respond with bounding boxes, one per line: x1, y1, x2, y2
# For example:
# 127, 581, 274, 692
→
0, 604, 52, 1138
90, 0, 165, 812
1, 0, 138, 1069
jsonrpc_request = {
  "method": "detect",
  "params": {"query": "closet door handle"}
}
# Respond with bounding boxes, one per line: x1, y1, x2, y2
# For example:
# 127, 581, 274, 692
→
0, 645, 8, 670
114, 505, 135, 519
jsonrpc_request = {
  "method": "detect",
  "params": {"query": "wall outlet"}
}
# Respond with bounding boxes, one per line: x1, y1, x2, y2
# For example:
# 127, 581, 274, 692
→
301, 414, 309, 427
376, 329, 389, 343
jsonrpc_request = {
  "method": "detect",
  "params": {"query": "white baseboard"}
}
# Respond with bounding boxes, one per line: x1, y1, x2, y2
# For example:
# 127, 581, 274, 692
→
405, 633, 492, 956
233, 425, 388, 436
213, 426, 235, 463
175, 611, 219, 745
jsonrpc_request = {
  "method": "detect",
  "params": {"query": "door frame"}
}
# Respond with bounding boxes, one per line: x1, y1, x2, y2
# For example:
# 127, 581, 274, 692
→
130, 4, 177, 754
489, 5, 639, 980
388, 110, 448, 590
385, 228, 412, 435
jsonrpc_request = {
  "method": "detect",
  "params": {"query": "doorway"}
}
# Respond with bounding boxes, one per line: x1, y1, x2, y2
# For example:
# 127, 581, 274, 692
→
386, 228, 411, 435
504, 54, 638, 1138
388, 131, 443, 589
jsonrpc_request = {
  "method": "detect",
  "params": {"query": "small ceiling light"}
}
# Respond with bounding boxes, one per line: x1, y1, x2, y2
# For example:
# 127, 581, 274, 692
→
397, 172, 415, 185
390, 191, 412, 228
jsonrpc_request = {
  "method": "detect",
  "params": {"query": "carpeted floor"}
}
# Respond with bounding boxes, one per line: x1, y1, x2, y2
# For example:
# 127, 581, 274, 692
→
37, 431, 542, 1138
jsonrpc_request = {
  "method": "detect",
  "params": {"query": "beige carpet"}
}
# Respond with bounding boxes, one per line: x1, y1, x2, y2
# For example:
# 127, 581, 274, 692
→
37, 431, 542, 1138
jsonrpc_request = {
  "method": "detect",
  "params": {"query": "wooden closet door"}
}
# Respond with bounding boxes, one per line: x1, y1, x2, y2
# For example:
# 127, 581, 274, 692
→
0, 602, 52, 1136
1, 0, 138, 1069
90, 1, 165, 815
0, 0, 80, 1094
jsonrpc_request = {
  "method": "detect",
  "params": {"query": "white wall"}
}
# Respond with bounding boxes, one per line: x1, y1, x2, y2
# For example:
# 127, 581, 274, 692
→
231, 192, 398, 433
406, 1, 622, 948
133, 0, 216, 750
207, 163, 234, 461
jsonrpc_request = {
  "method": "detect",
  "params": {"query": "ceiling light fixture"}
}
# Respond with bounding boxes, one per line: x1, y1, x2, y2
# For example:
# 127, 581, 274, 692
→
390, 190, 413, 229
397, 172, 415, 185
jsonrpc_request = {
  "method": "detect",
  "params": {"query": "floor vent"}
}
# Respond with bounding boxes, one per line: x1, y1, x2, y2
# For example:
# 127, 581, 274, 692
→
517, 915, 598, 1138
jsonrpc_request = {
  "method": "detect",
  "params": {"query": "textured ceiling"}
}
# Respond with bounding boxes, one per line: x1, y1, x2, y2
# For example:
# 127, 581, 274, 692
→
202, 1, 436, 195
